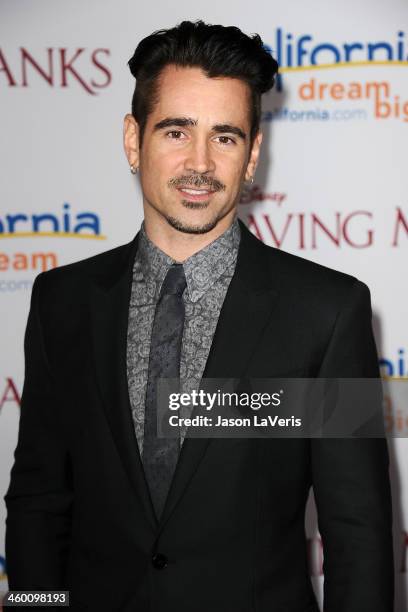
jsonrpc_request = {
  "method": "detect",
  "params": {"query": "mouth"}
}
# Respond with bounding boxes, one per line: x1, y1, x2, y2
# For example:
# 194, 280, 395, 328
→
177, 187, 216, 201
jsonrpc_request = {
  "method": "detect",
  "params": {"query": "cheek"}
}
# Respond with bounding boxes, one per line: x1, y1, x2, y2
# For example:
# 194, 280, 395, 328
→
143, 147, 185, 181
217, 144, 248, 167
217, 155, 247, 186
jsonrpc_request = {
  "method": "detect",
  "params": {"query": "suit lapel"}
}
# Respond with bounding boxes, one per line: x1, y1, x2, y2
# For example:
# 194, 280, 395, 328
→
158, 220, 280, 530
89, 234, 157, 531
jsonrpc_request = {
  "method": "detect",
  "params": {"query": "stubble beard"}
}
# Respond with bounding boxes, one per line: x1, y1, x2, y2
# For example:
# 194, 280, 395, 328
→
165, 201, 222, 235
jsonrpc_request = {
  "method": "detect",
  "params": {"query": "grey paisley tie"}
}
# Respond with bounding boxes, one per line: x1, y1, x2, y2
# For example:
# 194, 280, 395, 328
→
143, 263, 187, 519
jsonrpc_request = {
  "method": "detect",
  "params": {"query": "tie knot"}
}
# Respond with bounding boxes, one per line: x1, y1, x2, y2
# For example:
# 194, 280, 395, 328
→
160, 264, 187, 297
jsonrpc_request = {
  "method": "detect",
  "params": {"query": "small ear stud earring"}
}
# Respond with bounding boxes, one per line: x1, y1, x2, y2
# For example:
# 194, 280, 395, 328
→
130, 165, 138, 174
248, 176, 254, 184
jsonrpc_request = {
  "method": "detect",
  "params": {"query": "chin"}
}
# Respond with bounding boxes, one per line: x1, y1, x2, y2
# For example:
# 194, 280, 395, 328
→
165, 213, 221, 235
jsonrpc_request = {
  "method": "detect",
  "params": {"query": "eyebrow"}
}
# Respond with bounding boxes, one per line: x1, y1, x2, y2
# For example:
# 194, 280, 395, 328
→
153, 117, 198, 130
212, 124, 246, 141
153, 116, 247, 140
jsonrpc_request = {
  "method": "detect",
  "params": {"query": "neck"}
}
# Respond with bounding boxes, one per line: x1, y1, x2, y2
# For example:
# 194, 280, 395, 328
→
142, 207, 237, 262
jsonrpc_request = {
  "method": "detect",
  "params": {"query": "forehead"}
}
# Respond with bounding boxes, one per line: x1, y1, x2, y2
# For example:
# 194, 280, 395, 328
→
150, 64, 251, 127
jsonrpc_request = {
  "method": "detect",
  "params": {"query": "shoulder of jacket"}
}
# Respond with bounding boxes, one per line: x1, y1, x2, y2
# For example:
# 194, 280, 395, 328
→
263, 241, 360, 290
257, 240, 370, 317
34, 239, 134, 293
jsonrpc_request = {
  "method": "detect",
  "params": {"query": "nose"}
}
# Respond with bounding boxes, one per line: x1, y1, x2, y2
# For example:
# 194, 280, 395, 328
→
184, 137, 216, 174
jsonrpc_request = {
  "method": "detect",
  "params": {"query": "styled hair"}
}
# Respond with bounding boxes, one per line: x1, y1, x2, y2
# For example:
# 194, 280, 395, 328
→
128, 20, 278, 144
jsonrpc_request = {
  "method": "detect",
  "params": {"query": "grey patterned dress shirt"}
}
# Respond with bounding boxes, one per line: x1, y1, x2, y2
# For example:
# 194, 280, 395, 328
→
126, 217, 241, 457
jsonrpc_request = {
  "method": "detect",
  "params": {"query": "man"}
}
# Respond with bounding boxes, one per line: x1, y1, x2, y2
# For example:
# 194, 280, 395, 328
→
5, 20, 393, 612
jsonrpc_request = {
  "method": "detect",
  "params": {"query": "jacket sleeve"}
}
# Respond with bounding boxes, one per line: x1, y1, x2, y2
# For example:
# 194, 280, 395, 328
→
311, 280, 394, 612
4, 272, 73, 589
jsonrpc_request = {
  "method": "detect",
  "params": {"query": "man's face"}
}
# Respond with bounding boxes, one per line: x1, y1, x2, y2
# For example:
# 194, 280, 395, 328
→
124, 64, 262, 234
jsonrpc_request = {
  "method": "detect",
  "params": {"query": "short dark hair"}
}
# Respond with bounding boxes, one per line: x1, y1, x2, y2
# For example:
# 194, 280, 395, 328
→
128, 20, 278, 145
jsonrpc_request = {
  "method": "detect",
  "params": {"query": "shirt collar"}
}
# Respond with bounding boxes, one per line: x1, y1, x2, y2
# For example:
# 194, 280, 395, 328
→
136, 217, 241, 302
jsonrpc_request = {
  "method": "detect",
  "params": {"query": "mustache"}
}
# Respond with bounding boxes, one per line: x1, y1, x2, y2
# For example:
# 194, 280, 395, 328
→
168, 175, 226, 192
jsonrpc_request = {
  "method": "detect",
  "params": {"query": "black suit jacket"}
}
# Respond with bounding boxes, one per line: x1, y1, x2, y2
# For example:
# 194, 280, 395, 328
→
4, 220, 394, 611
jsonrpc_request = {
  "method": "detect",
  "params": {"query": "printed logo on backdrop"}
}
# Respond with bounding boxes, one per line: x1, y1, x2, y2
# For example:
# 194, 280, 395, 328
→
0, 378, 21, 412
262, 29, 408, 123
0, 554, 6, 581
0, 203, 105, 292
239, 188, 407, 250
380, 348, 408, 437
0, 48, 111, 94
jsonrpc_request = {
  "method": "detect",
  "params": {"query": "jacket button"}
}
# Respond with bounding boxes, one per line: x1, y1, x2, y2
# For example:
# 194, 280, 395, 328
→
152, 552, 168, 569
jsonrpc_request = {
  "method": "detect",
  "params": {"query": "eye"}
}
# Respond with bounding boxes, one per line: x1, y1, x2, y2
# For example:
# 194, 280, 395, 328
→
166, 130, 186, 140
215, 135, 236, 145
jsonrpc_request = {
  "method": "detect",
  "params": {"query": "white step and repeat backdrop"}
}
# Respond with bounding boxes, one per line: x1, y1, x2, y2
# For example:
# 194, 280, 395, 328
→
1, 0, 407, 608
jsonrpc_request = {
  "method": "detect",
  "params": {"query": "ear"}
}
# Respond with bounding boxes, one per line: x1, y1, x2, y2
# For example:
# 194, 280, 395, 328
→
245, 131, 263, 182
123, 113, 140, 169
